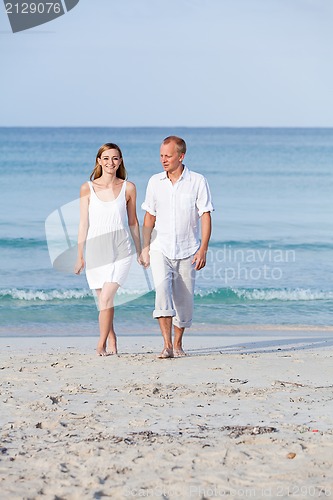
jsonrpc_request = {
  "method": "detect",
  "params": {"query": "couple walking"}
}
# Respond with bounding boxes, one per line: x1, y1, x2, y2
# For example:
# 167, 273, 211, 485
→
74, 136, 214, 357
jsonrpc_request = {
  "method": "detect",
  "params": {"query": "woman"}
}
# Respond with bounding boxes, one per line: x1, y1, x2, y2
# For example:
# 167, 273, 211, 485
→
74, 143, 143, 356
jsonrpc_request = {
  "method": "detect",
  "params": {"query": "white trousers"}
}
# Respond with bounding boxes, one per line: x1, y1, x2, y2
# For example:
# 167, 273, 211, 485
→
150, 250, 196, 328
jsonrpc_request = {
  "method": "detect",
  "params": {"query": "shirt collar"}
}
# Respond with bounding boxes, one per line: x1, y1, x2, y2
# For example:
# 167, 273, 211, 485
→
159, 165, 190, 181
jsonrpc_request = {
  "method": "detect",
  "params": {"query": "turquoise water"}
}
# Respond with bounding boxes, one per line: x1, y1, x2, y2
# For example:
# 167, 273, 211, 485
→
0, 127, 332, 336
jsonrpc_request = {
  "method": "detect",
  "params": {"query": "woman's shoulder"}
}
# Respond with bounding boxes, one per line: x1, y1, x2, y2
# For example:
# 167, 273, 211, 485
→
125, 180, 136, 192
80, 181, 90, 196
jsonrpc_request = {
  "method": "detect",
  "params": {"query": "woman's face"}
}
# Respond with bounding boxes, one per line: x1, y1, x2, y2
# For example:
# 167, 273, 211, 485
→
98, 148, 122, 175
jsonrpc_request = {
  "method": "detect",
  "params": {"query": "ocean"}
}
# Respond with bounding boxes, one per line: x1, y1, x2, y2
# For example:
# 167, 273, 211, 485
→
0, 127, 332, 337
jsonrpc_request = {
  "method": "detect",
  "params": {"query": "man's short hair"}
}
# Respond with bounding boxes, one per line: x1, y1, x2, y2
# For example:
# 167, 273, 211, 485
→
162, 136, 187, 155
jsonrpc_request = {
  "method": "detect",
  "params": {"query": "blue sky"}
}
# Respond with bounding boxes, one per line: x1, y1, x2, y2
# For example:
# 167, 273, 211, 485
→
1, 0, 333, 126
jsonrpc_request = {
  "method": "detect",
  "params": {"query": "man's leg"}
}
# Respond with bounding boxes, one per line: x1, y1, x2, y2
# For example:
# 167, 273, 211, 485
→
150, 251, 176, 358
173, 325, 185, 355
172, 256, 196, 356
157, 317, 173, 357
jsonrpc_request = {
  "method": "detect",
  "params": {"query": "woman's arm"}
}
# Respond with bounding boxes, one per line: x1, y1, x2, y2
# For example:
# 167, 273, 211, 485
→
74, 182, 90, 274
126, 182, 143, 263
141, 212, 156, 268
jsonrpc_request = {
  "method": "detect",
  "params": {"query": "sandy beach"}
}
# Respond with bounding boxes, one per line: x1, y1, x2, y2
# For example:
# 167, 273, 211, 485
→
1, 332, 332, 499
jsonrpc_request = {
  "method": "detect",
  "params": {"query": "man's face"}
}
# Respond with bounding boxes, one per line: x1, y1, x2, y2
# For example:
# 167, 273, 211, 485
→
160, 142, 185, 174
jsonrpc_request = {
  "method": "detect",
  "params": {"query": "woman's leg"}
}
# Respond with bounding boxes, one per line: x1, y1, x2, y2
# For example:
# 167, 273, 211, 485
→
95, 282, 119, 355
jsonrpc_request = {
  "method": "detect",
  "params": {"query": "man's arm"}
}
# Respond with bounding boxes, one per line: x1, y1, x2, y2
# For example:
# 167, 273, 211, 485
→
192, 211, 212, 270
141, 211, 156, 268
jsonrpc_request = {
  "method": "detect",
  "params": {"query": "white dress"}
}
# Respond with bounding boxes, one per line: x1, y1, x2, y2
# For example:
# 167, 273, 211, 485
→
85, 180, 133, 289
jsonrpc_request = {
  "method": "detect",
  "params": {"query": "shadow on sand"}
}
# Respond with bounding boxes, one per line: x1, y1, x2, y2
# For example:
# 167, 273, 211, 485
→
185, 336, 333, 356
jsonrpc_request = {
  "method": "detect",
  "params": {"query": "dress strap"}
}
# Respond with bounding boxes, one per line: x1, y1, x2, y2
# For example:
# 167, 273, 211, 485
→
87, 179, 126, 200
87, 181, 99, 200
87, 180, 94, 193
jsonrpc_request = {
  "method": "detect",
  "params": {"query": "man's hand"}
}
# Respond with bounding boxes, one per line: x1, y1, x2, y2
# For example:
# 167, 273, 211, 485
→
193, 212, 211, 270
142, 212, 155, 269
192, 248, 207, 270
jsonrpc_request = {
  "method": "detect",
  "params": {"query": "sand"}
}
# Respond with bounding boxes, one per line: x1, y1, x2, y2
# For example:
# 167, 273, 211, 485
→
0, 333, 332, 499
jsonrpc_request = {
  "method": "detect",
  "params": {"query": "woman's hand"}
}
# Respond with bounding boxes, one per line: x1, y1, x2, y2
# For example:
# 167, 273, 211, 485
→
136, 253, 145, 266
140, 248, 150, 268
74, 257, 85, 275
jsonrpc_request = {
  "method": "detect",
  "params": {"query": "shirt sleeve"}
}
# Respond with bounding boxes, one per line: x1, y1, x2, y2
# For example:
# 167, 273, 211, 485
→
197, 176, 214, 217
141, 178, 157, 216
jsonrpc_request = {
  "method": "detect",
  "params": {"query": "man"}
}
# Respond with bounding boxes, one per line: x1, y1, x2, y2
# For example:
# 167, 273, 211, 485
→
141, 136, 214, 358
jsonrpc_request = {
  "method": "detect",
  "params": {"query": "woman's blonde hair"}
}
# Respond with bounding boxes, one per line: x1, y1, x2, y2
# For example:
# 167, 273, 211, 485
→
90, 143, 127, 181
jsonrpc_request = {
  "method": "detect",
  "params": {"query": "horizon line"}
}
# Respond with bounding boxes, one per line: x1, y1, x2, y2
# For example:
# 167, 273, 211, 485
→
1, 125, 333, 129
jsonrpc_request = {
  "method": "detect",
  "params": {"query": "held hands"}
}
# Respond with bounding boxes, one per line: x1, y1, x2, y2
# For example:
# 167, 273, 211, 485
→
192, 247, 207, 270
137, 253, 145, 266
74, 257, 85, 275
140, 247, 150, 268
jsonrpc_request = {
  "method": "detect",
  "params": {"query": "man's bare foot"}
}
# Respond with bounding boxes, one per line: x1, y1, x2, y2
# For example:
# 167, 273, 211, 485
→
158, 348, 174, 359
173, 348, 187, 357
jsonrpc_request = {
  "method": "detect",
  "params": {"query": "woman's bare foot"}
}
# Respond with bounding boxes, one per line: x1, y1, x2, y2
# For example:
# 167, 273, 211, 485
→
106, 347, 118, 355
96, 348, 111, 356
107, 334, 117, 354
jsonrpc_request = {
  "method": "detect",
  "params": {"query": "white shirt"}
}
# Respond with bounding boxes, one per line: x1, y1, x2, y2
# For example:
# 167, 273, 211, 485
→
142, 166, 214, 259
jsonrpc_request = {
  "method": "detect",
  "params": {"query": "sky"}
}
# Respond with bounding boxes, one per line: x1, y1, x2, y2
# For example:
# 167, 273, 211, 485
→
1, 0, 333, 127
